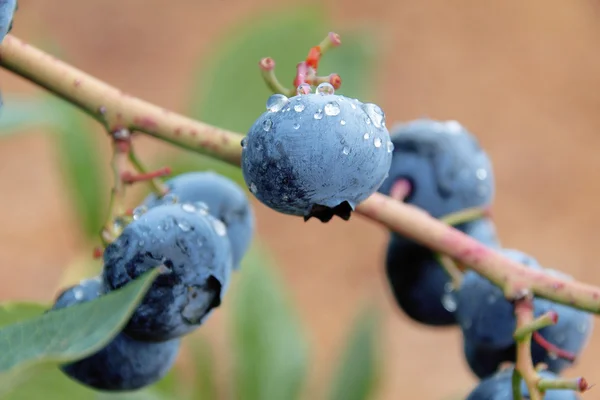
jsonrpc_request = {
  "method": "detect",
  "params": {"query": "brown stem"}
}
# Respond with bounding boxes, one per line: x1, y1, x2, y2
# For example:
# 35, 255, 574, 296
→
3, 35, 600, 313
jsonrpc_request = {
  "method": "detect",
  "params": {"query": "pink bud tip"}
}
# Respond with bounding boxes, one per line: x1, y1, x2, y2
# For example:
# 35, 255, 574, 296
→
390, 179, 411, 201
329, 32, 342, 46
329, 73, 342, 89
548, 310, 559, 325
578, 377, 589, 392
259, 57, 275, 71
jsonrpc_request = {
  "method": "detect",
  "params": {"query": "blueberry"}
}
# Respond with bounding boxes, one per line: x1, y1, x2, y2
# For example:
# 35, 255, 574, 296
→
457, 249, 593, 378
241, 91, 393, 222
103, 203, 233, 341
466, 367, 580, 400
0, 0, 17, 43
52, 278, 180, 392
378, 118, 494, 218
143, 171, 254, 269
385, 217, 500, 326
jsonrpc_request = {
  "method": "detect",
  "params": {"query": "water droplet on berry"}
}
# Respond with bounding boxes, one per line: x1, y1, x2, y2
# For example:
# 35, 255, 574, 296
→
163, 193, 179, 204
316, 82, 335, 95
160, 217, 175, 231
73, 288, 84, 301
350, 103, 357, 109
363, 133, 370, 140
212, 218, 227, 236
181, 203, 196, 213
241, 137, 248, 148
314, 109, 324, 120
441, 292, 457, 312
266, 94, 289, 112
387, 141, 394, 153
342, 146, 350, 155
445, 120, 463, 133
362, 103, 385, 128
365, 116, 371, 125
294, 103, 305, 112
374, 138, 382, 148
132, 205, 148, 220
177, 221, 192, 232
340, 120, 346, 125
250, 182, 257, 193
113, 218, 126, 232
194, 202, 210, 216
297, 83, 311, 95
324, 101, 341, 116
282, 194, 289, 201
293, 123, 300, 130
263, 119, 273, 132
476, 168, 488, 180
138, 240, 145, 247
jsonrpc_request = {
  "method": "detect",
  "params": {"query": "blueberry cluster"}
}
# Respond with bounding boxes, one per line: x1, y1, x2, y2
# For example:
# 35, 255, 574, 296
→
50, 172, 254, 391
379, 119, 593, 399
0, 0, 16, 43
242, 83, 393, 222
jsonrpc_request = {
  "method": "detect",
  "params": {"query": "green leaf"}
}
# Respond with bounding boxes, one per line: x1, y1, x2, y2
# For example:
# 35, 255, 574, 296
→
0, 302, 46, 328
327, 305, 381, 400
0, 95, 61, 138
0, 268, 160, 397
231, 245, 309, 400
180, 7, 377, 179
187, 335, 219, 400
49, 97, 108, 239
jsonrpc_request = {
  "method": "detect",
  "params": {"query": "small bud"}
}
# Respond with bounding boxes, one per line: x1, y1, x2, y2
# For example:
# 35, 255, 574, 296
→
259, 57, 275, 71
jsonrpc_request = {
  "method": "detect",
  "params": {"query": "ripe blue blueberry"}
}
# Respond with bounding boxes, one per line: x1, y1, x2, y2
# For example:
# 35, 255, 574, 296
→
378, 118, 494, 218
103, 203, 233, 341
385, 217, 500, 326
457, 249, 593, 378
241, 87, 393, 222
0, 0, 16, 43
143, 171, 254, 269
52, 278, 180, 392
466, 367, 580, 399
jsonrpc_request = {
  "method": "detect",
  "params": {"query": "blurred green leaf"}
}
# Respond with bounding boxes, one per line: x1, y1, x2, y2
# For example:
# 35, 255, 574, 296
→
231, 245, 309, 400
0, 269, 159, 397
186, 336, 219, 400
49, 97, 108, 239
174, 7, 377, 180
0, 302, 46, 328
0, 95, 61, 137
327, 305, 381, 400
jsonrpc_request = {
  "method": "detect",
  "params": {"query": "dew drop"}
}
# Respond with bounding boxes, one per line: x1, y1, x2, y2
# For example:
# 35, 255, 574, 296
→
282, 194, 289, 201
324, 101, 341, 116
441, 292, 457, 312
194, 201, 210, 216
297, 83, 311, 95
314, 109, 324, 120
177, 221, 192, 232
365, 116, 371, 125
132, 205, 148, 220
250, 182, 257, 193
293, 123, 300, 130
263, 119, 273, 132
241, 137, 248, 148
350, 103, 357, 110
212, 218, 227, 236
113, 218, 126, 232
342, 146, 350, 155
374, 138, 382, 148
340, 120, 346, 126
265, 94, 289, 112
163, 193, 179, 204
138, 240, 145, 247
316, 82, 335, 95
161, 217, 175, 231
363, 133, 370, 140
294, 103, 305, 112
476, 168, 488, 180
445, 120, 463, 134
387, 141, 394, 153
362, 103, 385, 128
73, 288, 84, 301
181, 203, 196, 213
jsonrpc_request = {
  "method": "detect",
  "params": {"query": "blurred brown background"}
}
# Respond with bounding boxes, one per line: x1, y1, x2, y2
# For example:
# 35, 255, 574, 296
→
2, 0, 600, 399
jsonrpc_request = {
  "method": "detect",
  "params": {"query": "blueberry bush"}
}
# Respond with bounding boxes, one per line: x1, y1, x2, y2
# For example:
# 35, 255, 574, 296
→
0, 4, 597, 400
